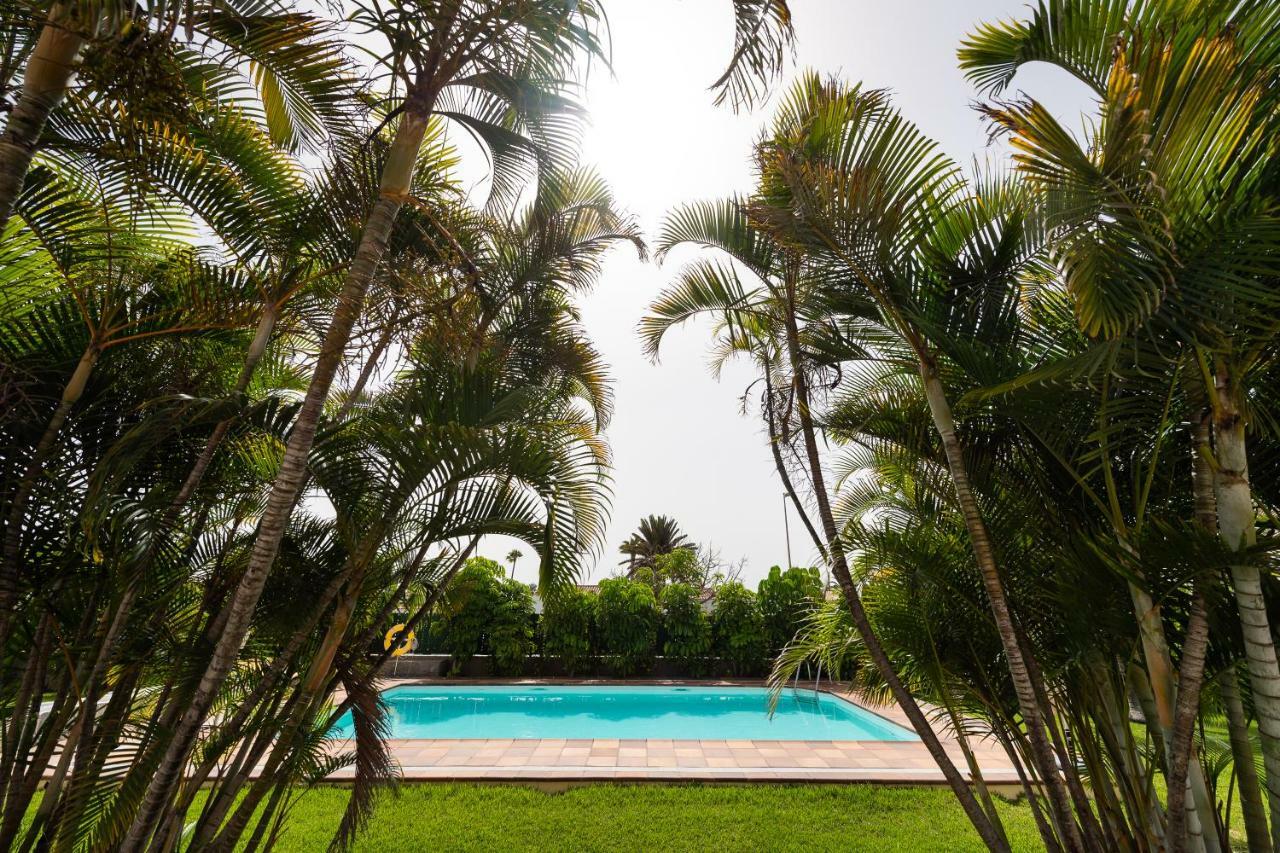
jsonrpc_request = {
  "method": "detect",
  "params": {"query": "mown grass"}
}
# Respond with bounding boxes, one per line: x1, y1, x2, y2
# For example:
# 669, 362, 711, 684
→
264, 783, 1047, 852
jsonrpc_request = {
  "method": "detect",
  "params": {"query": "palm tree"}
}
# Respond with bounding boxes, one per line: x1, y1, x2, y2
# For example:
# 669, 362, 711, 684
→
194, 159, 638, 846
643, 78, 1021, 851
0, 0, 353, 233
128, 0, 793, 836
506, 549, 522, 579
1, 145, 633, 853
118, 8, 612, 842
961, 2, 1280, 847
745, 74, 1141, 850
200, 338, 613, 851
0, 0, 356, 650
618, 514, 694, 574
0, 4, 797, 845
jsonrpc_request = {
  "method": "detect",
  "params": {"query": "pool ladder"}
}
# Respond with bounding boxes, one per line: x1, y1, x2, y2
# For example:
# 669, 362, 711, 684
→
790, 659, 826, 701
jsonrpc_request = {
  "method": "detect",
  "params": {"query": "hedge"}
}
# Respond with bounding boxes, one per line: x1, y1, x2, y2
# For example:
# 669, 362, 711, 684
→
429, 562, 823, 678
540, 586, 596, 676
758, 565, 822, 654
596, 577, 659, 676
660, 582, 711, 675
711, 582, 766, 676
437, 557, 535, 675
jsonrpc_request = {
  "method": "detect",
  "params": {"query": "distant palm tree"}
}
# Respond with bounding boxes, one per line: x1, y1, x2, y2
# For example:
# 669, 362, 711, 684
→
619, 515, 692, 575
506, 549, 522, 579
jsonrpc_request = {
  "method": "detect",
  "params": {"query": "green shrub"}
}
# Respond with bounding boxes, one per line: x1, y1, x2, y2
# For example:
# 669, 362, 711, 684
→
758, 565, 822, 654
438, 558, 504, 671
711, 582, 766, 676
630, 565, 658, 593
651, 548, 704, 588
438, 557, 533, 675
541, 586, 597, 675
596, 577, 658, 677
489, 578, 536, 675
660, 582, 711, 674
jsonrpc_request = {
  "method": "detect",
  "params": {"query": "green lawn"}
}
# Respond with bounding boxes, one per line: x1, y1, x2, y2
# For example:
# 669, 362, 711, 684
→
265, 783, 1046, 852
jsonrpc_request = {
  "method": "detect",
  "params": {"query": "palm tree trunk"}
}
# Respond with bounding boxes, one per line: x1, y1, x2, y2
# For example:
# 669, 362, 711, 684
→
1166, 412, 1224, 852
917, 360, 1085, 852
941, 685, 1009, 848
777, 301, 1010, 853
241, 778, 289, 853
762, 367, 826, 562
1131, 663, 1168, 769
995, 722, 1062, 853
1167, 587, 1211, 853
1010, 620, 1105, 846
1162, 409, 1218, 845
0, 342, 98, 646
1092, 660, 1166, 847
209, 702, 307, 853
0, 3, 84, 232
1214, 368, 1280, 853
119, 106, 434, 852
0, 613, 51, 840
1127, 576, 1217, 852
182, 696, 290, 852
1219, 667, 1272, 853
14, 581, 139, 840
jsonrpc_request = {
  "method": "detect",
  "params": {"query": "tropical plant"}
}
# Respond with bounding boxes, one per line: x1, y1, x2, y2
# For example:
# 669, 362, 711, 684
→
757, 565, 820, 654
618, 513, 694, 574
751, 76, 1092, 847
661, 581, 712, 674
0, 1, 799, 848
0, 0, 354, 236
122, 8, 613, 840
489, 577, 536, 676
647, 27, 1280, 844
711, 582, 765, 676
653, 547, 707, 588
643, 78, 1011, 847
596, 576, 659, 677
540, 585, 597, 676
957, 2, 1280, 848
438, 557, 508, 671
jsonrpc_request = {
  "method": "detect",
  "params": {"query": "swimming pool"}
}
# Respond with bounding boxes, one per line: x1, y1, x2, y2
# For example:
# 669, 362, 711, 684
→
330, 685, 917, 741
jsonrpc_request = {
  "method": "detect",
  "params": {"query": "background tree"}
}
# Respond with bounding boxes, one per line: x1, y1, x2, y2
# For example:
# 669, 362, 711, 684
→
712, 582, 766, 676
619, 513, 694, 575
661, 581, 712, 675
758, 565, 821, 654
540, 586, 597, 676
596, 576, 659, 677
489, 578, 536, 676
439, 558, 508, 673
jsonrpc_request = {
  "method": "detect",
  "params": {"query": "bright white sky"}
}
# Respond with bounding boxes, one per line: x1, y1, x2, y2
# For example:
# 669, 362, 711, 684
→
480, 0, 1094, 586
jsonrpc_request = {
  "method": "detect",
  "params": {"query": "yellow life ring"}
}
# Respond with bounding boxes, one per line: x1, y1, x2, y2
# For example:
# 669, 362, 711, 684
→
383, 624, 416, 657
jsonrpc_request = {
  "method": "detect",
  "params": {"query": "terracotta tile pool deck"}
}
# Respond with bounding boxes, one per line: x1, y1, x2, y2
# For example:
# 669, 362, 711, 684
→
324, 679, 1020, 784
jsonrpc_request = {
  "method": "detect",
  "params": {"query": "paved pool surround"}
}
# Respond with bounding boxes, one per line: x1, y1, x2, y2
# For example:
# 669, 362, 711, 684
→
323, 679, 1019, 784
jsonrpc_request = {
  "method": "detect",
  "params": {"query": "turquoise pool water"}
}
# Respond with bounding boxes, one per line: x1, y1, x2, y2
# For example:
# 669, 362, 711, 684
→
330, 685, 917, 741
